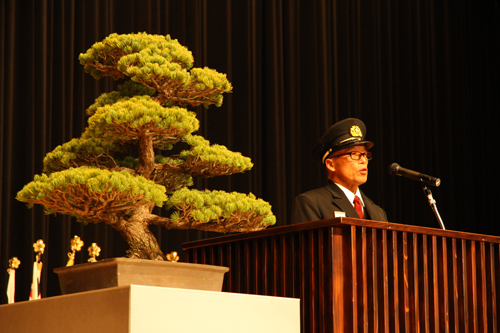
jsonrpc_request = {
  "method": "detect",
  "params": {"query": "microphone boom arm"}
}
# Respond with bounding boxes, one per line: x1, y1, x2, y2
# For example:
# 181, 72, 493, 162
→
422, 184, 446, 230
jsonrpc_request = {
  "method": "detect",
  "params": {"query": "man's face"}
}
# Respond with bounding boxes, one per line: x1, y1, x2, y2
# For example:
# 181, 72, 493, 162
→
325, 144, 369, 193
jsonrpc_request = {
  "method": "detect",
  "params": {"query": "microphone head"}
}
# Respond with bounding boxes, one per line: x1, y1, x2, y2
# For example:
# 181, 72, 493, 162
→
388, 163, 400, 176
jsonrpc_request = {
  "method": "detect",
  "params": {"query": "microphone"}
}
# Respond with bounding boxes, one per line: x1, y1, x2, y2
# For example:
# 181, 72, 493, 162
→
388, 163, 441, 187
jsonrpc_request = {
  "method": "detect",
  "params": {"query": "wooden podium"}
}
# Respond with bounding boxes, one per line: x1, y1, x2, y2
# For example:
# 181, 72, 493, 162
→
183, 218, 500, 332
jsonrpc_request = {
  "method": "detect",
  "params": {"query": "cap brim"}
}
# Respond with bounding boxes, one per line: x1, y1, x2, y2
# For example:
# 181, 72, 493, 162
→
320, 141, 374, 163
338, 140, 373, 151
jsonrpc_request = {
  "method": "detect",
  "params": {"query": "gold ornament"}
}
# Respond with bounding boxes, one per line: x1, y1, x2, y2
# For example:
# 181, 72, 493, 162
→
8, 257, 21, 270
71, 235, 84, 252
33, 239, 45, 255
32, 239, 45, 272
350, 125, 363, 137
87, 243, 101, 263
166, 251, 179, 262
66, 236, 84, 267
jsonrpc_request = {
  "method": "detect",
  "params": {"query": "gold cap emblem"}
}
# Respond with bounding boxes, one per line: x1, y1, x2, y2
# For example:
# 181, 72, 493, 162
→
350, 125, 362, 137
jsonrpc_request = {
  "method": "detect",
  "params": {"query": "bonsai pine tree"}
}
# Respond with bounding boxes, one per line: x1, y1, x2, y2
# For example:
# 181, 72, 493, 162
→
17, 32, 276, 260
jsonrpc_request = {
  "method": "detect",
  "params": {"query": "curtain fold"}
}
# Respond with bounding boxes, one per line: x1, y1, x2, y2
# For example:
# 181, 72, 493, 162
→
1, 0, 499, 301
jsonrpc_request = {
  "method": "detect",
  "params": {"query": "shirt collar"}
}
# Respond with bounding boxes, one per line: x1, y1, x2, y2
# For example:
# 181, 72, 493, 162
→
333, 182, 365, 207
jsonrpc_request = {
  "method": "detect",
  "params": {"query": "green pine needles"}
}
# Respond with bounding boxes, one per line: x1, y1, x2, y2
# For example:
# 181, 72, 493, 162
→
17, 32, 275, 260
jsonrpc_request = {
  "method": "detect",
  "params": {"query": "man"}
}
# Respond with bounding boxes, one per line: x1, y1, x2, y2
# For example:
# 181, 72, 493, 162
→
291, 118, 388, 223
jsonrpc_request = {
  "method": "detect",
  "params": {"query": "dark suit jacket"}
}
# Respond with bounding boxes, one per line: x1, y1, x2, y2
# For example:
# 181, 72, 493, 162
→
291, 181, 388, 223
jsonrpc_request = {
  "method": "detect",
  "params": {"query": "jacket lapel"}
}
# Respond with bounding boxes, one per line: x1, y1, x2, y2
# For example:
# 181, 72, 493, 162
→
361, 192, 382, 221
324, 181, 361, 218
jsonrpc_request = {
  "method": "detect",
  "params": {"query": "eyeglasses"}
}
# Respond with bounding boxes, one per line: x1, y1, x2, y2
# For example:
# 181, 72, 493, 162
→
332, 151, 372, 161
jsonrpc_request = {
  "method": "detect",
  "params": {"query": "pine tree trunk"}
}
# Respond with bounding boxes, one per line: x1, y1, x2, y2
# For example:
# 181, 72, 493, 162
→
110, 206, 165, 260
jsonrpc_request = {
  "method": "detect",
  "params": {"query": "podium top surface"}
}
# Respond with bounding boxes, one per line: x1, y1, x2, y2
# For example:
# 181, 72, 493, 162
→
183, 217, 500, 249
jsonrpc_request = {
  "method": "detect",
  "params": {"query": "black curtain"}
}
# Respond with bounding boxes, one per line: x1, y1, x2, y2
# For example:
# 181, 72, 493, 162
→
1, 0, 499, 302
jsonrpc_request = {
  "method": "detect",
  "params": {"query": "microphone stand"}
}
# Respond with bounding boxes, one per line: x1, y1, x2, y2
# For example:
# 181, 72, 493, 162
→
422, 184, 446, 230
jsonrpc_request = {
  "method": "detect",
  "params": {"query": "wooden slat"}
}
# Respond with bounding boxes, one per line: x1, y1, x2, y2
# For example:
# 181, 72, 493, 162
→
462, 239, 470, 333
298, 231, 307, 331
442, 237, 450, 333
452, 238, 460, 333
471, 241, 478, 332
492, 243, 498, 333
351, 226, 359, 333
317, 228, 328, 331
479, 242, 487, 332
392, 230, 400, 332
307, 230, 317, 332
331, 227, 346, 331
433, 236, 440, 332
372, 230, 379, 332
382, 230, 390, 333
422, 235, 430, 333
402, 232, 410, 332
362, 227, 368, 332
413, 233, 420, 332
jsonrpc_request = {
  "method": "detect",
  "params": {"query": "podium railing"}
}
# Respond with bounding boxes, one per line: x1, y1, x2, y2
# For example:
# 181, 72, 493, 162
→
183, 218, 500, 332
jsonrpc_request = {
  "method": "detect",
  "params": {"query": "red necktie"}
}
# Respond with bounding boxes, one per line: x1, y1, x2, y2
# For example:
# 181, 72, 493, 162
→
354, 196, 364, 218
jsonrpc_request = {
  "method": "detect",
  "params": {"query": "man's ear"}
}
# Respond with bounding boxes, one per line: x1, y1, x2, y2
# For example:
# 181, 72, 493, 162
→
325, 158, 335, 173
